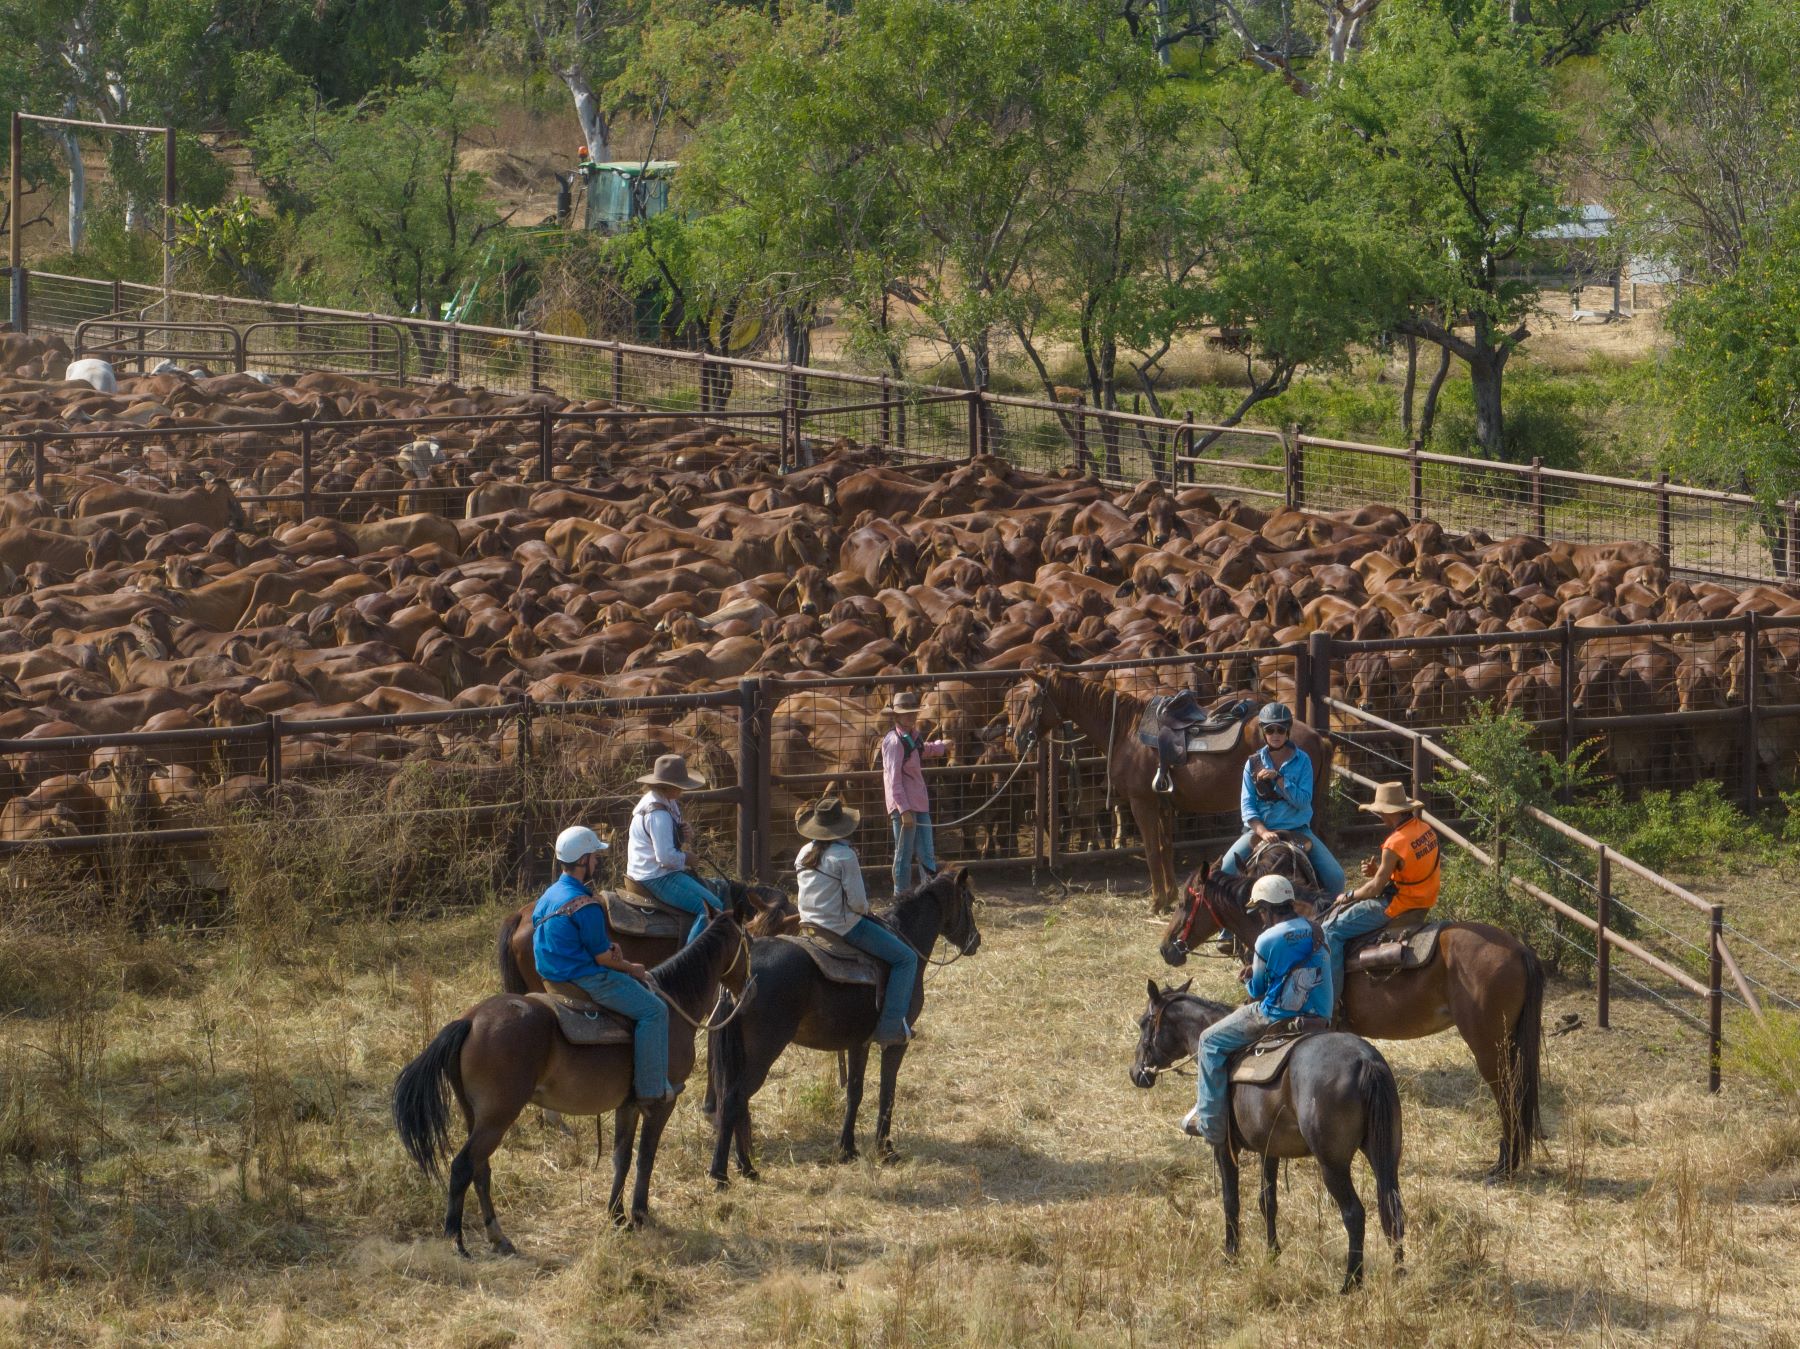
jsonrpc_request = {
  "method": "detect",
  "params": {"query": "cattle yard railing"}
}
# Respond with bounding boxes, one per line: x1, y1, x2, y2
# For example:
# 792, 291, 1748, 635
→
9, 266, 1794, 585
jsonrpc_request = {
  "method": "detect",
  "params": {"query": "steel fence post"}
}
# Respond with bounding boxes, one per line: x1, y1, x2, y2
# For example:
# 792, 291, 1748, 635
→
1786, 498, 1800, 580
1559, 619, 1576, 793
1033, 733, 1049, 878
538, 405, 553, 484
265, 713, 283, 789
530, 331, 544, 393
1410, 732, 1428, 804
1181, 410, 1195, 486
967, 390, 981, 463
1708, 904, 1723, 1093
879, 376, 893, 449
447, 324, 461, 384
1286, 425, 1304, 511
29, 433, 43, 496
1742, 610, 1759, 805
514, 694, 533, 880
1305, 631, 1332, 735
1596, 846, 1611, 1029
611, 345, 625, 403
1657, 471, 1672, 565
1046, 726, 1062, 872
7, 112, 19, 332
1073, 396, 1090, 477
1408, 438, 1423, 521
299, 420, 313, 519
737, 677, 761, 880
1531, 456, 1546, 538
756, 677, 777, 882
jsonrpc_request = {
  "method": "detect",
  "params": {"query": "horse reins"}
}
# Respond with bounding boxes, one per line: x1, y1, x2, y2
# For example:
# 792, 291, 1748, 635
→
1139, 994, 1197, 1079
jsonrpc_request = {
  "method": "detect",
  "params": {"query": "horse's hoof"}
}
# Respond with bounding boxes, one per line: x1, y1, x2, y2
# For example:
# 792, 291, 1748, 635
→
740, 1166, 761, 1183
835, 1148, 857, 1165
628, 1211, 648, 1230
710, 1173, 730, 1191
878, 1149, 901, 1167
493, 1238, 517, 1257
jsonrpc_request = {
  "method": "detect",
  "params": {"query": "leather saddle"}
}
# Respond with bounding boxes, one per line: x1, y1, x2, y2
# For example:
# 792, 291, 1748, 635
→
1140, 695, 1258, 793
604, 883, 689, 939
525, 982, 636, 1046
1228, 1018, 1332, 1086
1344, 919, 1443, 976
776, 924, 882, 987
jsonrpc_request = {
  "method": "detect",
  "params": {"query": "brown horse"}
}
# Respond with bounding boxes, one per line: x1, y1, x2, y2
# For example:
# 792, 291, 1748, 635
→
393, 900, 751, 1249
496, 876, 794, 994
1005, 669, 1333, 911
1132, 979, 1405, 1292
1161, 863, 1545, 1175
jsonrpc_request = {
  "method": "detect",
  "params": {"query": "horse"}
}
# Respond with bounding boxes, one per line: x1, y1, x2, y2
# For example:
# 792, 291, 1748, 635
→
706, 867, 982, 1184
496, 874, 795, 994
1132, 979, 1405, 1292
1162, 862, 1545, 1175
393, 898, 752, 1249
1004, 669, 1333, 912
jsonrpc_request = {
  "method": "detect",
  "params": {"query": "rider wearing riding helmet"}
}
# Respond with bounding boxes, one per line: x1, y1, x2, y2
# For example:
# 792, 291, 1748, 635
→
1218, 702, 1346, 896
1321, 780, 1441, 1010
626, 753, 724, 944
531, 825, 677, 1104
1183, 874, 1333, 1148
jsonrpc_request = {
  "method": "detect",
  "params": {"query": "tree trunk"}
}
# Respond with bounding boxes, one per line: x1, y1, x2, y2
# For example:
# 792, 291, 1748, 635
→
562, 69, 609, 161
1400, 335, 1418, 440
1470, 350, 1506, 457
1418, 341, 1452, 443
56, 128, 86, 253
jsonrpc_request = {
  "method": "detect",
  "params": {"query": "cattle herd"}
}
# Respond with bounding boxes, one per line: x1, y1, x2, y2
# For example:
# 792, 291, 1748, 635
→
2, 329, 1799, 849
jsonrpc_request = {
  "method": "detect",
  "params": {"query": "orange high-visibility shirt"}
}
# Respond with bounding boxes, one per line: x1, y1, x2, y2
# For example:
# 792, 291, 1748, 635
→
1383, 816, 1441, 917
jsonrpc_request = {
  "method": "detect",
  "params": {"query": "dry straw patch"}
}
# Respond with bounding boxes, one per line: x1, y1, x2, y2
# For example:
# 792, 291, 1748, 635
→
0, 867, 1797, 1347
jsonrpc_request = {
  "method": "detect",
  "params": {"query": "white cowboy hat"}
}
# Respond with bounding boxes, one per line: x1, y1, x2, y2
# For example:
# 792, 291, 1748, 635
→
1359, 781, 1424, 814
637, 753, 708, 791
554, 825, 608, 864
884, 690, 923, 715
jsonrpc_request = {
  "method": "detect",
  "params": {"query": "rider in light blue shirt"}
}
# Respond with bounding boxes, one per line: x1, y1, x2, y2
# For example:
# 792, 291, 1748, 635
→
1183, 874, 1333, 1148
1218, 702, 1346, 895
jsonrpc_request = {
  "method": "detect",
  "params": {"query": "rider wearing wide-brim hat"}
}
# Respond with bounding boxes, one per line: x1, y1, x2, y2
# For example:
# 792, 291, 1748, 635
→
794, 794, 919, 1047
1182, 874, 1333, 1148
1319, 780, 1441, 1010
626, 753, 724, 944
1217, 702, 1346, 895
531, 825, 677, 1104
879, 690, 950, 896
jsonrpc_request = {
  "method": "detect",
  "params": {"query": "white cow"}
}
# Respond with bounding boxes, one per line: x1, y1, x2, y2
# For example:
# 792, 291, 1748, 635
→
65, 358, 117, 393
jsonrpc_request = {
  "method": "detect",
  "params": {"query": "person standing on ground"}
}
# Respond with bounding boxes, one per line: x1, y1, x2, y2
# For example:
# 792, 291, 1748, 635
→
880, 690, 949, 895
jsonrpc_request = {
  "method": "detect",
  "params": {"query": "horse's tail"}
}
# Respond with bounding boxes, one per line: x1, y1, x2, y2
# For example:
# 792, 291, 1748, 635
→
497, 910, 528, 994
392, 1018, 472, 1180
708, 990, 747, 1125
1359, 1053, 1405, 1248
1511, 943, 1547, 1159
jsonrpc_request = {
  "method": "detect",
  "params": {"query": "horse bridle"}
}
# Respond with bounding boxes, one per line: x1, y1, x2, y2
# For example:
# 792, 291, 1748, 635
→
1138, 993, 1197, 1080
1173, 875, 1236, 960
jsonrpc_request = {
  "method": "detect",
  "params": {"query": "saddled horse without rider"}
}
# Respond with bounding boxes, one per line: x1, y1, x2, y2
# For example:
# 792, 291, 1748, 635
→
1163, 862, 1545, 1175
1133, 978, 1405, 1292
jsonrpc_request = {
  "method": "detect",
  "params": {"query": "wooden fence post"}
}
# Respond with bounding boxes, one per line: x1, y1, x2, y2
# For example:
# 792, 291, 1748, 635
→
1408, 438, 1423, 521
1411, 733, 1429, 804
1708, 904, 1724, 1093
1559, 618, 1576, 795
1742, 610, 1760, 805
538, 406, 553, 484
879, 376, 893, 449
1596, 845, 1611, 1029
1657, 471, 1673, 565
1531, 456, 1546, 538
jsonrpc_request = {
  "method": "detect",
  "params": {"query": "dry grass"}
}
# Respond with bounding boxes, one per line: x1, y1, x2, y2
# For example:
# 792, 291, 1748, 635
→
1, 869, 1797, 1347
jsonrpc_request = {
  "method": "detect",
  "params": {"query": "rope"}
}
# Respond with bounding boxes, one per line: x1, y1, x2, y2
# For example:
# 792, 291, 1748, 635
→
935, 751, 1033, 828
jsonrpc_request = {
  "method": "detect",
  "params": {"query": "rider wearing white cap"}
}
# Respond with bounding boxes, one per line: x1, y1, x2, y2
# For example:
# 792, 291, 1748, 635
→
531, 824, 675, 1104
1181, 874, 1332, 1148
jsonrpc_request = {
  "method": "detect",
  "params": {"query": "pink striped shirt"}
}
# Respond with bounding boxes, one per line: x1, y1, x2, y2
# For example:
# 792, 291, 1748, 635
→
880, 727, 948, 814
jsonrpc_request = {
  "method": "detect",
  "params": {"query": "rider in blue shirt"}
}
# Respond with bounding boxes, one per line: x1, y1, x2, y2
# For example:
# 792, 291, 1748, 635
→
1183, 874, 1332, 1148
531, 824, 677, 1104
1217, 702, 1346, 895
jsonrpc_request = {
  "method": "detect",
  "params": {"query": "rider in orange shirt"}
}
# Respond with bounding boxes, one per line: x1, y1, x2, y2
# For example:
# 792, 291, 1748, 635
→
1320, 780, 1441, 1010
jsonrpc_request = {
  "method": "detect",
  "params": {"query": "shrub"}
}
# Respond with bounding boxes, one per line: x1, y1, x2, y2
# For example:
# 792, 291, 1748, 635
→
1568, 780, 1774, 874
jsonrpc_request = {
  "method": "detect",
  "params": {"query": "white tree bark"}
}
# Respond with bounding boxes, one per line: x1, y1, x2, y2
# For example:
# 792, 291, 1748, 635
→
561, 67, 609, 162
56, 127, 86, 252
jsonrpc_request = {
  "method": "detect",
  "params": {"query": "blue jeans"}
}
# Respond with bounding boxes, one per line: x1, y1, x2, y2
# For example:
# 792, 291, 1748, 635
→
571, 967, 670, 1100
636, 870, 722, 944
1322, 897, 1397, 1008
1195, 1002, 1280, 1147
1220, 826, 1346, 895
842, 917, 919, 1040
890, 811, 938, 895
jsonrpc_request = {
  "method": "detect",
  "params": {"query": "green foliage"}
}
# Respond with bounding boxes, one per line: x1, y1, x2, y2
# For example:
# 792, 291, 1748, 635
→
1567, 781, 1777, 876
1726, 1010, 1800, 1104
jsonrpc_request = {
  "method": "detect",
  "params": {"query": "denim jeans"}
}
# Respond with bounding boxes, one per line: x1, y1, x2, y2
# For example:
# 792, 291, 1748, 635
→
890, 810, 938, 895
1321, 897, 1394, 1008
842, 916, 920, 1040
637, 870, 722, 944
571, 967, 670, 1100
1194, 1002, 1280, 1147
1219, 826, 1347, 895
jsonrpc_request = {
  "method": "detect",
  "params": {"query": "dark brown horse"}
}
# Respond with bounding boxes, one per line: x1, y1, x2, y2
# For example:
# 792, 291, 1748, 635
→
1132, 979, 1405, 1292
1162, 863, 1545, 1174
1005, 669, 1333, 911
496, 876, 794, 994
706, 868, 982, 1183
393, 900, 751, 1249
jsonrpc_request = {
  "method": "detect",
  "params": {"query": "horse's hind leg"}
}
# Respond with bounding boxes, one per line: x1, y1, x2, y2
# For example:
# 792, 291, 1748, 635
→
1258, 1154, 1281, 1255
838, 1042, 870, 1162
1319, 1161, 1367, 1292
874, 1043, 907, 1163
609, 1103, 641, 1226
473, 1149, 515, 1255
446, 1119, 509, 1258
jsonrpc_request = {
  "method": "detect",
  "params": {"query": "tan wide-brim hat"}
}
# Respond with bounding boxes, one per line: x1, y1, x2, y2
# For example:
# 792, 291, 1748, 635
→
1359, 781, 1424, 814
885, 690, 923, 715
638, 753, 708, 791
795, 794, 861, 841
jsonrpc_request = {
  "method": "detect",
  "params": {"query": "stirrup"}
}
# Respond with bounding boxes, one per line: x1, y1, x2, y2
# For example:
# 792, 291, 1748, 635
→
1152, 763, 1174, 794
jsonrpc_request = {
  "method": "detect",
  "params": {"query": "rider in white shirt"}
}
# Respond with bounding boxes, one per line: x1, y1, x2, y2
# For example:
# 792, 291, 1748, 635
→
625, 754, 722, 944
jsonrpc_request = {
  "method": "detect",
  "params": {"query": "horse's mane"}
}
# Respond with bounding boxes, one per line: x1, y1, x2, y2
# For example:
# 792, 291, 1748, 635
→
649, 905, 736, 1007
1169, 990, 1237, 1020
875, 870, 958, 934
1202, 864, 1333, 911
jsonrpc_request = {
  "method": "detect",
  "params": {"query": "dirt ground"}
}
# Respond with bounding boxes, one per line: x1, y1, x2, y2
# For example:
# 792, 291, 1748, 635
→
1, 867, 1795, 1348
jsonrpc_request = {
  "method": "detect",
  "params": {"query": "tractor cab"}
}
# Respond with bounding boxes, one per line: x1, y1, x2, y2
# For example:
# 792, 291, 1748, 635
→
576, 155, 677, 234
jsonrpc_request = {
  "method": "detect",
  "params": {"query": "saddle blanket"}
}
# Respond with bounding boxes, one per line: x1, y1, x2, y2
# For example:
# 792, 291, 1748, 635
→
1137, 696, 1257, 758
776, 926, 881, 986
523, 990, 636, 1045
1344, 921, 1444, 976
1229, 1019, 1332, 1086
604, 886, 687, 939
